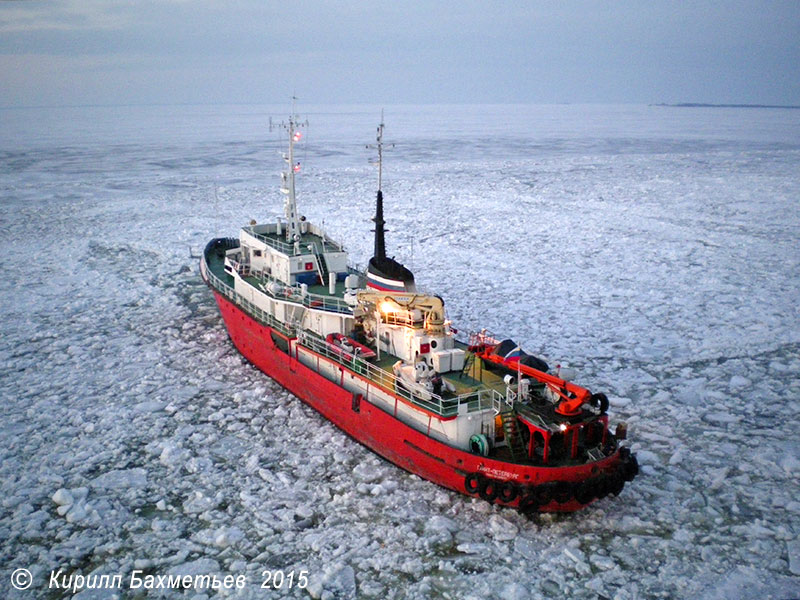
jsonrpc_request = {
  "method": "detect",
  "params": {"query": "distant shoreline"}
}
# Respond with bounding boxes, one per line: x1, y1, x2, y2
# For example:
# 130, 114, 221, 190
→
654, 102, 800, 109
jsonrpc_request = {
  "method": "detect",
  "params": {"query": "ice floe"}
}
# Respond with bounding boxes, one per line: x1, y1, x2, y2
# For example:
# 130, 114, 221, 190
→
1, 103, 798, 599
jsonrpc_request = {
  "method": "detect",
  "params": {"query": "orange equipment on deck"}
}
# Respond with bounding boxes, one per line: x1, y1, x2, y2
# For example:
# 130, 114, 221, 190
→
476, 346, 590, 416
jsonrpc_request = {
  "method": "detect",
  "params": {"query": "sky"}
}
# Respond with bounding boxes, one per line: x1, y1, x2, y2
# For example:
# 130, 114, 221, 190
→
0, 0, 798, 108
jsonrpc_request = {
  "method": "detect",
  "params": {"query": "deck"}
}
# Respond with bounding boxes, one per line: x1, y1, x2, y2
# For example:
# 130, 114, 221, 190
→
203, 237, 507, 417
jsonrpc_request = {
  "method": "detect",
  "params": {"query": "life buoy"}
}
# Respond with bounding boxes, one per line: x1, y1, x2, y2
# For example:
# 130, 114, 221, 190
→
464, 472, 481, 494
478, 477, 499, 502
469, 434, 490, 457
498, 480, 519, 503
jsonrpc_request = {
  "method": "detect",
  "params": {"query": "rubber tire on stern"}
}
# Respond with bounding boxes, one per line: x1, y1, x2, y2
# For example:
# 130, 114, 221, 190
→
590, 392, 609, 414
498, 480, 519, 503
464, 472, 481, 494
533, 482, 555, 506
553, 480, 573, 504
609, 473, 625, 496
623, 454, 639, 482
575, 480, 596, 505
478, 477, 500, 502
518, 488, 540, 513
595, 476, 611, 500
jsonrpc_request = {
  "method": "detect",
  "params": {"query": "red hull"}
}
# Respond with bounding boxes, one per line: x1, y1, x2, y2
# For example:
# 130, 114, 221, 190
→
212, 290, 627, 512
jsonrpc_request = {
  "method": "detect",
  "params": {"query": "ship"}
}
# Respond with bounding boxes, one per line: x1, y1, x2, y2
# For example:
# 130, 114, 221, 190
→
200, 113, 638, 513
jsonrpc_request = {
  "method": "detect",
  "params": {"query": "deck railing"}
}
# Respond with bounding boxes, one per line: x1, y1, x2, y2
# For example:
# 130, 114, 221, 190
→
202, 253, 296, 338
515, 403, 555, 432
253, 276, 353, 315
209, 251, 353, 316
307, 223, 345, 253
244, 226, 345, 256
243, 227, 297, 255
296, 330, 502, 417
205, 245, 502, 418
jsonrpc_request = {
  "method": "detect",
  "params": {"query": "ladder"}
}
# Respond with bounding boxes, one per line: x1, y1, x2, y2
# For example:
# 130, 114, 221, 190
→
459, 351, 476, 379
312, 246, 330, 285
461, 329, 498, 380
500, 409, 527, 463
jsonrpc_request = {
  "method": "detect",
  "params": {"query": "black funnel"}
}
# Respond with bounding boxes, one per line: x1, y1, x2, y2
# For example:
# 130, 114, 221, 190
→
368, 188, 415, 290
373, 190, 386, 260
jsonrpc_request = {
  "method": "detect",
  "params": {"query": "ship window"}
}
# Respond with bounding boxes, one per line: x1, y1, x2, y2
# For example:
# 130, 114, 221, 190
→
430, 340, 438, 349
254, 249, 262, 257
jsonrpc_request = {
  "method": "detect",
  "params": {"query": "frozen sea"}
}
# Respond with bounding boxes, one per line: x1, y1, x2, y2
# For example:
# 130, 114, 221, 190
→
1, 103, 799, 599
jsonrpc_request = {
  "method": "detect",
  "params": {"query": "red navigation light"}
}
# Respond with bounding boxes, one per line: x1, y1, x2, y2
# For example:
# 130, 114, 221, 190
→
293, 163, 301, 172
293, 131, 302, 142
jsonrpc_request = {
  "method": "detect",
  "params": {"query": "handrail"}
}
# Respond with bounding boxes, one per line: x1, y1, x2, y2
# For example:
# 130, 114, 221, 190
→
296, 330, 500, 417
202, 253, 296, 338
204, 243, 500, 417
252, 273, 353, 315
515, 403, 557, 432
300, 290, 352, 315
468, 329, 501, 348
297, 329, 422, 402
347, 263, 365, 276
243, 227, 296, 255
307, 223, 345, 252
244, 226, 345, 256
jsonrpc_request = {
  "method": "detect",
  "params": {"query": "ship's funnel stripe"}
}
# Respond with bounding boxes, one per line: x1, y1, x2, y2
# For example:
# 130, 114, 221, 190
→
366, 278, 406, 292
367, 271, 410, 289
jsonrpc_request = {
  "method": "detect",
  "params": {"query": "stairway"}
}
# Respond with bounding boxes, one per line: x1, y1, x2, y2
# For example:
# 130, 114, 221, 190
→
459, 352, 475, 379
500, 409, 527, 463
313, 246, 330, 285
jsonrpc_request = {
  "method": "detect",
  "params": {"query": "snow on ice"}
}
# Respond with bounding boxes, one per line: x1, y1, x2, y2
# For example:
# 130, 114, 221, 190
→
1, 103, 799, 598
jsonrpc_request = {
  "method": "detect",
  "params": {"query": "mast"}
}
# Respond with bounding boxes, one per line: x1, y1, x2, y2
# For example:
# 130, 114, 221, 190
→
371, 114, 388, 260
279, 100, 305, 244
365, 114, 416, 293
